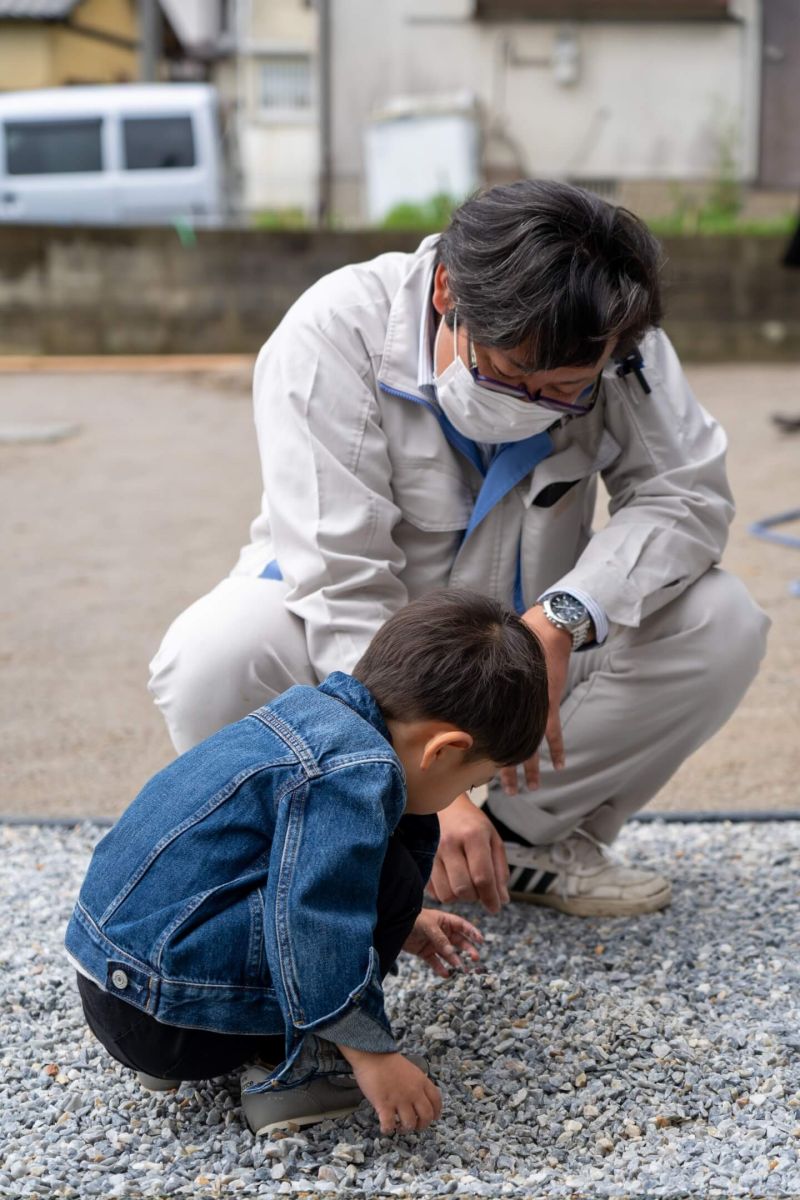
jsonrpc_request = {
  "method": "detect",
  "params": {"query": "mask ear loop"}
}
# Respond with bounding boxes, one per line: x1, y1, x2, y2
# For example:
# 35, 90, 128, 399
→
434, 308, 459, 372
467, 332, 480, 374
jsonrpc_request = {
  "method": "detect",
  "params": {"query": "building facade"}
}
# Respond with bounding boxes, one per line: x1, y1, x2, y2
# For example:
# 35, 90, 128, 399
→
326, 0, 777, 222
214, 0, 319, 218
0, 0, 139, 90
3, 0, 795, 225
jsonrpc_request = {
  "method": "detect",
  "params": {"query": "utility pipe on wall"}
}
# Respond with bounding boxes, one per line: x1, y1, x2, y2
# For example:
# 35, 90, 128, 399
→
317, 0, 333, 228
138, 0, 162, 82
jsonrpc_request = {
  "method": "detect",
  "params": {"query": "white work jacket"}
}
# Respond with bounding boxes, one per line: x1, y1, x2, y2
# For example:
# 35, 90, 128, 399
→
241, 236, 733, 680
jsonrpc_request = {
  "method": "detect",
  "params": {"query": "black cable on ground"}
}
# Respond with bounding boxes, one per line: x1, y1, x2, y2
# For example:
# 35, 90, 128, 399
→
2, 811, 799, 828
631, 809, 800, 823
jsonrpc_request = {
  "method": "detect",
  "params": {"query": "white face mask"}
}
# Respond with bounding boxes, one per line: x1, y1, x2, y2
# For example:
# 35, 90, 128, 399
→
433, 314, 558, 444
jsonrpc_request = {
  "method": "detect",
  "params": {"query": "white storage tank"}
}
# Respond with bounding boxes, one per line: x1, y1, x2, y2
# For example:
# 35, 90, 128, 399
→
364, 91, 480, 224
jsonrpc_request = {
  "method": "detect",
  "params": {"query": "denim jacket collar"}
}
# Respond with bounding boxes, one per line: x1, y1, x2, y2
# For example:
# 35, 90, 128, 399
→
318, 671, 393, 748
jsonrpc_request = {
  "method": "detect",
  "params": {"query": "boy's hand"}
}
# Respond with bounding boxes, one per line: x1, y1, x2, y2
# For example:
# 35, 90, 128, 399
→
403, 908, 483, 978
337, 1048, 442, 1134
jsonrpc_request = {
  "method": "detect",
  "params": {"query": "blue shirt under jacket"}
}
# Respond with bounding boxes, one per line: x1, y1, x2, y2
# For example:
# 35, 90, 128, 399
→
65, 672, 439, 1089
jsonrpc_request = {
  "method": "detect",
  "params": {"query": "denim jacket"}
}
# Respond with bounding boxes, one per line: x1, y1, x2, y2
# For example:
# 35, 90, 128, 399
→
65, 672, 439, 1090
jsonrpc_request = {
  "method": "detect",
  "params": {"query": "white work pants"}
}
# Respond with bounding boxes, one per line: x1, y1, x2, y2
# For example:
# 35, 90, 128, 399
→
148, 569, 769, 846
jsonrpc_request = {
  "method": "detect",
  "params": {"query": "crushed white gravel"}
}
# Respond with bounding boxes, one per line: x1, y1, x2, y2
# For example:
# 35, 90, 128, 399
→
0, 819, 798, 1198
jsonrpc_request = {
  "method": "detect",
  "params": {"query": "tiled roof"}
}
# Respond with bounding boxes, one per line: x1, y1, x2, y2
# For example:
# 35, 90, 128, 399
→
0, 1, 81, 18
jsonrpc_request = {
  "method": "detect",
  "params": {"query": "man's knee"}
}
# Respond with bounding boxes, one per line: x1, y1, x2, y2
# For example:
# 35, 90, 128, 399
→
148, 578, 313, 753
652, 566, 767, 705
670, 569, 769, 696
148, 600, 262, 752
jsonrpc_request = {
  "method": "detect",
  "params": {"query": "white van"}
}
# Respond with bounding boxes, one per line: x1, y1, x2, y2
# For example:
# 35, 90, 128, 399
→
0, 83, 225, 225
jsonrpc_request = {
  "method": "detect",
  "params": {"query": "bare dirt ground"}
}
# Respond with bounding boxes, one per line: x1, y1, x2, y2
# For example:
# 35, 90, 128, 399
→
1, 360, 798, 821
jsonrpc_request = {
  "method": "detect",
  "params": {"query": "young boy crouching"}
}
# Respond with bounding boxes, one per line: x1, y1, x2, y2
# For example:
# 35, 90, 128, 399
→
65, 589, 547, 1136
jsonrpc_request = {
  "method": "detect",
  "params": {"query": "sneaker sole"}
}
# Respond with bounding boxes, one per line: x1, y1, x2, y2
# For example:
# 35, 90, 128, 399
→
510, 880, 672, 917
136, 1073, 180, 1091
252, 1101, 362, 1137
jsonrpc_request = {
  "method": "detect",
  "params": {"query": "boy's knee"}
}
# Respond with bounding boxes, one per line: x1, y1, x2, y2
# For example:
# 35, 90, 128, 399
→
377, 838, 425, 924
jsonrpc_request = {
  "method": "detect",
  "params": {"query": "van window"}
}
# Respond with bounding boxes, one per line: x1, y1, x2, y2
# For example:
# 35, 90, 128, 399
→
123, 116, 195, 170
6, 119, 103, 175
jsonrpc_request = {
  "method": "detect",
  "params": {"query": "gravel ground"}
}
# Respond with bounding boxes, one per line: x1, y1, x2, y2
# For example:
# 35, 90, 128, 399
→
1, 819, 798, 1199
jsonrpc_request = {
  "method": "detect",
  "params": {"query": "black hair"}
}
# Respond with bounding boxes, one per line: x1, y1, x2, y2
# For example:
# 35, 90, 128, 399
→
437, 179, 663, 369
353, 589, 548, 765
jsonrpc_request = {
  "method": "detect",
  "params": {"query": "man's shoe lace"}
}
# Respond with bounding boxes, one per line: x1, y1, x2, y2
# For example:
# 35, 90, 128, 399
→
548, 828, 618, 901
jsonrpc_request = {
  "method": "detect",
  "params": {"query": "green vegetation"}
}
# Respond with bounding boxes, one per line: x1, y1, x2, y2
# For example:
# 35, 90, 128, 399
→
249, 189, 796, 237
379, 193, 459, 231
253, 207, 310, 230
648, 120, 796, 236
648, 208, 796, 237
375, 188, 796, 237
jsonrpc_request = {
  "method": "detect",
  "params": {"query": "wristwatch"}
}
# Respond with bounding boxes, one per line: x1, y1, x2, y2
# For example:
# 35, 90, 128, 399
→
541, 593, 594, 650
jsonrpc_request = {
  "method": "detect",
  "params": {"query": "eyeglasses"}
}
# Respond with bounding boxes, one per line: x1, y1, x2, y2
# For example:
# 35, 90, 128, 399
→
467, 334, 599, 416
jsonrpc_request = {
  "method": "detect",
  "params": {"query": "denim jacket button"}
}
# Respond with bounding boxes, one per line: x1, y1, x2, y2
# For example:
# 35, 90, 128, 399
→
111, 969, 129, 990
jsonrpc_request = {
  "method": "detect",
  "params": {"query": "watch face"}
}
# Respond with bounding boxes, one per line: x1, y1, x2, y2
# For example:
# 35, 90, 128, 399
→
549, 593, 587, 626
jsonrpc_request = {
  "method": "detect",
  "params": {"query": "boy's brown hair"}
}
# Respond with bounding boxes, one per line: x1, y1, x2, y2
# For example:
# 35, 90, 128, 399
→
353, 589, 548, 765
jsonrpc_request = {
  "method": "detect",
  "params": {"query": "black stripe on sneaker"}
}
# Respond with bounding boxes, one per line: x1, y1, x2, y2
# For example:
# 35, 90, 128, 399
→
507, 866, 528, 889
530, 871, 557, 895
512, 868, 537, 892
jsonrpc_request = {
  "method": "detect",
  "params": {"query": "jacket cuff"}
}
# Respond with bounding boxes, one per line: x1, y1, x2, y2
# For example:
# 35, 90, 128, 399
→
242, 1012, 397, 1096
317, 1007, 398, 1053
538, 585, 609, 645
243, 1033, 350, 1094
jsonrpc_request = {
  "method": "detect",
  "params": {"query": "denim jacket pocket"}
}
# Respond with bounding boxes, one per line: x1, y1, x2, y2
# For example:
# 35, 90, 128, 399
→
156, 885, 272, 987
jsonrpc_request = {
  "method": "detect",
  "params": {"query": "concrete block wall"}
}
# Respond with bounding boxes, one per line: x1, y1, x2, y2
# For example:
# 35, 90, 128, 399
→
0, 226, 798, 360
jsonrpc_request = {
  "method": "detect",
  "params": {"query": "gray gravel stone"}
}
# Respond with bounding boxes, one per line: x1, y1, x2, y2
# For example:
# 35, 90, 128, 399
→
1, 819, 798, 1197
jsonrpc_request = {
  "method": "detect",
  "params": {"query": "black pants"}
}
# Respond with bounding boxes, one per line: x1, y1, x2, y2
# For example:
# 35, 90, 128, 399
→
77, 835, 424, 1081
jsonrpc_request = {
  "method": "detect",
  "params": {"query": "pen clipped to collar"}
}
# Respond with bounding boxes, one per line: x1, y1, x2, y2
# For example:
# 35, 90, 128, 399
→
615, 346, 652, 395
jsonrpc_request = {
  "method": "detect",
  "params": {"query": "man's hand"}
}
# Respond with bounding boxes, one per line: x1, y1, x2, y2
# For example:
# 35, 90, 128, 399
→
338, 1047, 442, 1135
498, 605, 572, 796
427, 792, 510, 913
426, 605, 578, 909
402, 908, 483, 978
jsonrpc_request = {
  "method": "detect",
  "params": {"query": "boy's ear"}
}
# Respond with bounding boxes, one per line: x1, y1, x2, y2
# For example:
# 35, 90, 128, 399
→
419, 729, 473, 771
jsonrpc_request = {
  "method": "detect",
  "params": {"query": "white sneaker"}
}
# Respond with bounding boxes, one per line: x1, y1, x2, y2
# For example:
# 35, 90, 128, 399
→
505, 827, 671, 917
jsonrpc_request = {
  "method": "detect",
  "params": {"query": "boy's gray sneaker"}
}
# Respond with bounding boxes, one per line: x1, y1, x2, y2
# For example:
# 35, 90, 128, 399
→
240, 1052, 430, 1136
241, 1068, 362, 1135
137, 1071, 180, 1091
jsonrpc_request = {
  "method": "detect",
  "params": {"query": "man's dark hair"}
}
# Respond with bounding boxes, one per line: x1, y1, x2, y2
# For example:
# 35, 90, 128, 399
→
436, 179, 663, 370
353, 589, 548, 766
